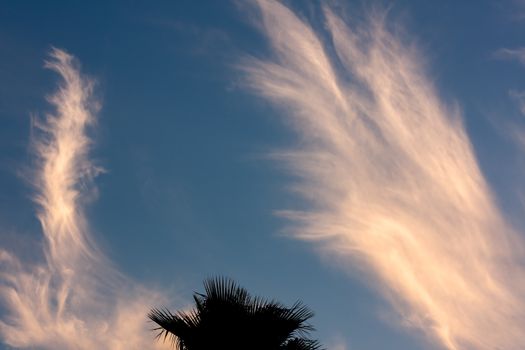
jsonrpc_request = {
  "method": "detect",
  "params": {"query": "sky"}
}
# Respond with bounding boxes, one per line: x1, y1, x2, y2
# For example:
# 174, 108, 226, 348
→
2, 0, 525, 349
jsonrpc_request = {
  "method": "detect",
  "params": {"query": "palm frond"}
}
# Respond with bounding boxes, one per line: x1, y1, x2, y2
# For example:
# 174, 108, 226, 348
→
148, 307, 200, 349
148, 276, 323, 349
281, 338, 324, 350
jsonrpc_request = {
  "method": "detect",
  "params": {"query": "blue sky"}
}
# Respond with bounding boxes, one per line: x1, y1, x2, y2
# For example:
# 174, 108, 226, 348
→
2, 1, 525, 349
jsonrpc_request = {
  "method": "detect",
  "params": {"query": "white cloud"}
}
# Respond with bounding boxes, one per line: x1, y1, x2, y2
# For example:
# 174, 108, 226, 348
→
509, 89, 525, 116
326, 335, 348, 350
243, 1, 525, 349
494, 47, 525, 65
0, 48, 171, 349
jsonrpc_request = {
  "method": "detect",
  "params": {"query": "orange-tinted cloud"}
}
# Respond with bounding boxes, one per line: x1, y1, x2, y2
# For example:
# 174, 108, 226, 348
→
0, 48, 170, 350
243, 1, 525, 349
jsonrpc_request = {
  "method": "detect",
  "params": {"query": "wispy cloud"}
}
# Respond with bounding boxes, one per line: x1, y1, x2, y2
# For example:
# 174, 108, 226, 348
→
243, 1, 525, 349
493, 47, 525, 65
509, 89, 525, 116
327, 335, 348, 350
0, 48, 170, 349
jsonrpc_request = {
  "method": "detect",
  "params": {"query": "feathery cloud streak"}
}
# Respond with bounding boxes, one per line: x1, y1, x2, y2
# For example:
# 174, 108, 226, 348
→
0, 49, 169, 349
243, 1, 525, 349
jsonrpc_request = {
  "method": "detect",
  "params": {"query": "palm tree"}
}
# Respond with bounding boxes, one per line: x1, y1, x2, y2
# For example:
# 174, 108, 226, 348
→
148, 277, 323, 350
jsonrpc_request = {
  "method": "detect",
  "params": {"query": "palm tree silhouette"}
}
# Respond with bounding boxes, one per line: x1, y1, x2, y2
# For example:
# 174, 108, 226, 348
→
148, 277, 323, 350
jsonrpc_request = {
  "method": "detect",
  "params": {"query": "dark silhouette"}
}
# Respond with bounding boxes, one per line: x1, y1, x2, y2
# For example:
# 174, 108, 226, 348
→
148, 277, 323, 350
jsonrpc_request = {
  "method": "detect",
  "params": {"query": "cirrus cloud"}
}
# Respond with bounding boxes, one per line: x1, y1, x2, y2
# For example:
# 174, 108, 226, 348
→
0, 48, 170, 350
243, 1, 525, 349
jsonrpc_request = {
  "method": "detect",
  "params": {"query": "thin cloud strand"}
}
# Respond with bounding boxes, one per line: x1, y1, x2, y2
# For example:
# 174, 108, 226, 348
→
244, 1, 525, 349
0, 49, 169, 349
493, 47, 525, 65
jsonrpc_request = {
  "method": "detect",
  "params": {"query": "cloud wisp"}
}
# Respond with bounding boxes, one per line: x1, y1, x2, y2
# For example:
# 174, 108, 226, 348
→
243, 1, 525, 349
0, 49, 169, 349
493, 47, 525, 65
